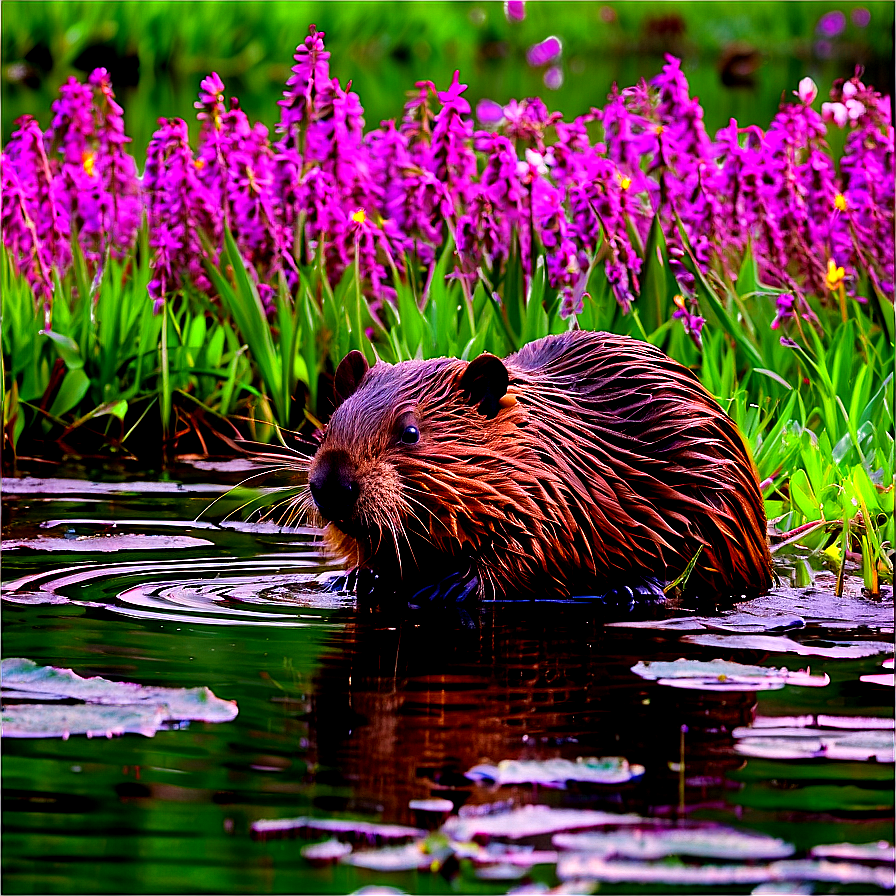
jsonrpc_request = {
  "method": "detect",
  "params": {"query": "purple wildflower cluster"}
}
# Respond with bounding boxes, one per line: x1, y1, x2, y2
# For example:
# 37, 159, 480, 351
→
2, 29, 893, 340
2, 69, 141, 320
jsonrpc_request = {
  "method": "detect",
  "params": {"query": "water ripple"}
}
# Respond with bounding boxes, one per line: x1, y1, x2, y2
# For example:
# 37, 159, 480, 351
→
2, 557, 351, 627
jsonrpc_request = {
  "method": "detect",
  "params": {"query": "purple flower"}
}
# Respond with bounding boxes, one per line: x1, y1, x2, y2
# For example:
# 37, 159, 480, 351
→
504, 0, 525, 22
144, 117, 218, 310
544, 66, 564, 90
526, 36, 562, 67
476, 99, 505, 125
816, 10, 846, 37
672, 293, 705, 346
1, 152, 55, 318
851, 7, 870, 27
278, 25, 331, 152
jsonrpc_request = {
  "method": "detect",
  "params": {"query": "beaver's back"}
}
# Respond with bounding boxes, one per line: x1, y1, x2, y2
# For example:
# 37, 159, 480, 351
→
504, 331, 772, 596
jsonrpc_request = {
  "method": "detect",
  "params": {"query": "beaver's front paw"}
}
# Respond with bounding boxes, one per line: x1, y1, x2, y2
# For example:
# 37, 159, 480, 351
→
590, 577, 666, 614
407, 567, 480, 608
321, 567, 379, 597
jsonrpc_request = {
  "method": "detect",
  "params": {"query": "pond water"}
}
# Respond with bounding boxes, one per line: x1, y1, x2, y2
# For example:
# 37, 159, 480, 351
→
2, 468, 894, 895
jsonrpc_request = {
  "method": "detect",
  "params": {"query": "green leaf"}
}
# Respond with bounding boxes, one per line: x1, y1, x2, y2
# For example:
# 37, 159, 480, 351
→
638, 213, 670, 334
42, 330, 84, 370
48, 368, 90, 418
752, 368, 793, 391
788, 468, 821, 521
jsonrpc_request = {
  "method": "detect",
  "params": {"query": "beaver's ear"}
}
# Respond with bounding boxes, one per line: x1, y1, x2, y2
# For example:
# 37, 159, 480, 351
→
459, 353, 509, 419
334, 350, 369, 406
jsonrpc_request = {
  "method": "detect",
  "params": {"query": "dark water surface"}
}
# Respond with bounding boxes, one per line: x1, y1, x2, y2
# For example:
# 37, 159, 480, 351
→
2, 470, 893, 895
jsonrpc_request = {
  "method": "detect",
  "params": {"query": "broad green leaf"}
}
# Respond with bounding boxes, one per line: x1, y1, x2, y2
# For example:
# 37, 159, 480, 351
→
48, 367, 90, 418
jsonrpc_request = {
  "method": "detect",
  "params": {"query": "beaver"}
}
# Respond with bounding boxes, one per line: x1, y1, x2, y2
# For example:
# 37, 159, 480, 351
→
305, 331, 772, 606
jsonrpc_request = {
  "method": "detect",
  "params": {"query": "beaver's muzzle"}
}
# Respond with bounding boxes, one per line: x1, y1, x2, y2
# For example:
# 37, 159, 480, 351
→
308, 450, 360, 523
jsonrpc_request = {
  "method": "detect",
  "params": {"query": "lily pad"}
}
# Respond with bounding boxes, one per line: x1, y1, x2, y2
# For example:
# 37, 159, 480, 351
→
751, 714, 894, 731
300, 839, 353, 864
631, 659, 829, 691
251, 816, 424, 843
408, 798, 454, 813
443, 806, 644, 842
1, 658, 238, 722
2, 477, 224, 496
341, 841, 451, 872
1, 703, 170, 739
611, 586, 894, 633
861, 674, 896, 687
552, 826, 795, 860
1, 534, 213, 552
683, 634, 894, 658
465, 757, 645, 787
1, 658, 237, 738
810, 841, 895, 862
751, 883, 814, 895
733, 728, 894, 762
556, 855, 895, 887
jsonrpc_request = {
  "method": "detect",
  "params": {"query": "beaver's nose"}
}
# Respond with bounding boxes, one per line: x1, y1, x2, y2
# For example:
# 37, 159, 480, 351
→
308, 451, 360, 522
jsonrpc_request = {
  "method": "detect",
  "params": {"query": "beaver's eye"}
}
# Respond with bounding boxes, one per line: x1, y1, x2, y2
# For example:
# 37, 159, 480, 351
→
400, 424, 420, 445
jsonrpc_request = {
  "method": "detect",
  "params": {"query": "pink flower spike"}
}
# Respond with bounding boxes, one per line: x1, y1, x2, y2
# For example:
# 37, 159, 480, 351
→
504, 0, 525, 22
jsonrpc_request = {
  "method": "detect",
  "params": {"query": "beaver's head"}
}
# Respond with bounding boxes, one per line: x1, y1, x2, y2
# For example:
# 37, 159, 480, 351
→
306, 349, 520, 581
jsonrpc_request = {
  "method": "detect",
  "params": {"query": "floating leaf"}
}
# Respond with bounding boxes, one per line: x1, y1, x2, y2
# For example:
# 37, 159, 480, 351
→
443, 806, 643, 842
556, 854, 895, 887
300, 839, 353, 865
610, 586, 893, 632
733, 728, 894, 762
752, 714, 894, 731
631, 659, 829, 691
861, 674, 896, 687
341, 842, 450, 872
1, 703, 170, 739
751, 883, 814, 895
348, 887, 407, 895
810, 841, 895, 863
683, 634, 894, 658
2, 534, 213, 552
0, 658, 238, 732
466, 757, 645, 787
408, 798, 454, 813
251, 816, 424, 843
552, 826, 795, 860
2, 477, 225, 496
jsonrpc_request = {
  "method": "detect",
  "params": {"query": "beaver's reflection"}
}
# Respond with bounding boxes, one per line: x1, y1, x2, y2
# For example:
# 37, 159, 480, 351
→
308, 602, 755, 825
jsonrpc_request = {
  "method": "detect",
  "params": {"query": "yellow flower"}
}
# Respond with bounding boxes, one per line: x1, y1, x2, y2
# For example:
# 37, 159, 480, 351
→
351, 208, 366, 225
617, 172, 632, 191
825, 258, 845, 291
833, 192, 847, 212
194, 158, 206, 170
82, 152, 96, 177
673, 293, 686, 309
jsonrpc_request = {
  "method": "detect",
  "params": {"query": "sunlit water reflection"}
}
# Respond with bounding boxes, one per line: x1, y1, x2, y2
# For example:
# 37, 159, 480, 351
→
1, 471, 893, 894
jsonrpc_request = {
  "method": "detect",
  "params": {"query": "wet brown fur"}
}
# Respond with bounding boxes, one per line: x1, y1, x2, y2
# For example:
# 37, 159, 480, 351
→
307, 331, 773, 599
